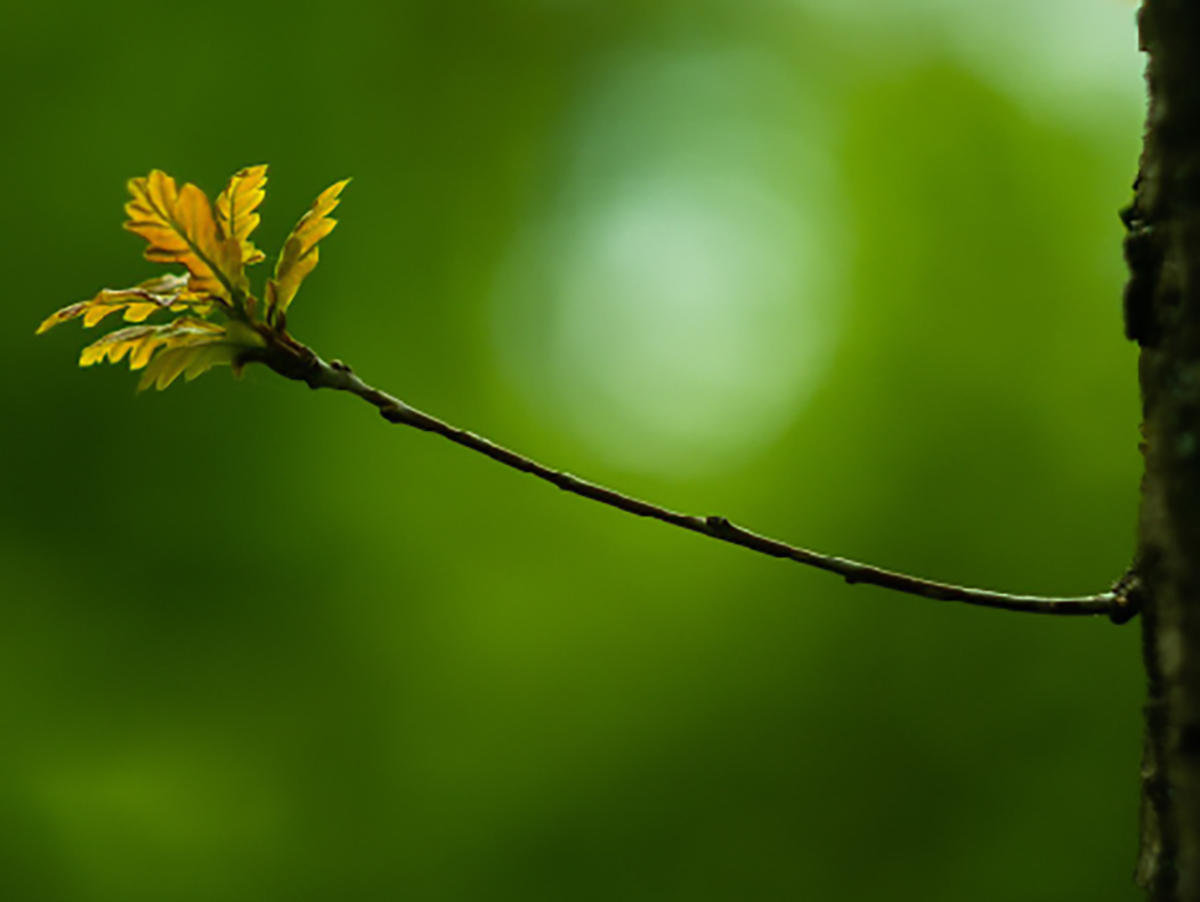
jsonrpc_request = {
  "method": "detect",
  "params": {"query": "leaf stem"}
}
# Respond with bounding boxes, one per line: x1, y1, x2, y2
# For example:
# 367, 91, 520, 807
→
273, 344, 1137, 622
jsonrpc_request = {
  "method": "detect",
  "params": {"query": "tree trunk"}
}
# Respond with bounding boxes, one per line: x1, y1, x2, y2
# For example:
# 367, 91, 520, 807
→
1130, 2, 1200, 898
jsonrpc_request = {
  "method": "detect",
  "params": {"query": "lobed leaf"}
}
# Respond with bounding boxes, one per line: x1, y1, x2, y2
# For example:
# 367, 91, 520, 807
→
137, 341, 239, 391
265, 178, 350, 320
215, 165, 268, 268
80, 317, 223, 368
124, 170, 244, 302
78, 316, 265, 390
42, 165, 356, 389
36, 274, 213, 334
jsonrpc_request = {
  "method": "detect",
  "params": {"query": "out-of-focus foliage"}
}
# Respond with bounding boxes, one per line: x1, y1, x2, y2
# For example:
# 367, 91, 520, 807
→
2, 1, 1144, 900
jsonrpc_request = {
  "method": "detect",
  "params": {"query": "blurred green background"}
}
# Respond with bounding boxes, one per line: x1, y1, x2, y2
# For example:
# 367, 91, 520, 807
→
1, 0, 1146, 899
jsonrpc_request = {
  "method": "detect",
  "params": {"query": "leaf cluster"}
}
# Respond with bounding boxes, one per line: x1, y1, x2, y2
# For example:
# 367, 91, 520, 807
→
38, 166, 348, 390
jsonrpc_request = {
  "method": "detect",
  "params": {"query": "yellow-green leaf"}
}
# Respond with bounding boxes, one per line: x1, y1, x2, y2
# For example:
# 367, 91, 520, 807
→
79, 318, 224, 368
124, 170, 243, 302
266, 178, 350, 320
138, 341, 239, 391
77, 316, 266, 390
215, 165, 268, 268
36, 274, 212, 334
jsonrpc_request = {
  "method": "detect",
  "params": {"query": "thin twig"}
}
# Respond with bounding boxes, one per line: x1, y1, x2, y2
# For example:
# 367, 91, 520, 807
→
265, 343, 1136, 622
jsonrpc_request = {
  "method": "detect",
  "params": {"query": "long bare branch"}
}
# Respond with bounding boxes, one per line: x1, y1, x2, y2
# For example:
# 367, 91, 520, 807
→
258, 341, 1137, 622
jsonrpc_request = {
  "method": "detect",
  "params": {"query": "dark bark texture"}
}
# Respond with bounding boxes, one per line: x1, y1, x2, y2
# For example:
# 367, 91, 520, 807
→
1131, 2, 1200, 898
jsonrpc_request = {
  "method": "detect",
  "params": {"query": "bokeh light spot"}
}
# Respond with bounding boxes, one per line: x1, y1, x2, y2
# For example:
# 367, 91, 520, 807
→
493, 47, 846, 476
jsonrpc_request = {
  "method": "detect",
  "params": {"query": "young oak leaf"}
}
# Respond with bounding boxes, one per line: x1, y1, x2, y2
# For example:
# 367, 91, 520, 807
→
36, 274, 213, 334
125, 170, 244, 303
138, 340, 239, 391
80, 317, 224, 368
215, 165, 268, 268
79, 317, 265, 391
265, 179, 350, 322
135, 319, 266, 391
40, 165, 349, 391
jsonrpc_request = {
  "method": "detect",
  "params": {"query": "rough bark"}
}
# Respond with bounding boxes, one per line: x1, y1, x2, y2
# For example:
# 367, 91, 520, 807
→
1130, 3, 1200, 898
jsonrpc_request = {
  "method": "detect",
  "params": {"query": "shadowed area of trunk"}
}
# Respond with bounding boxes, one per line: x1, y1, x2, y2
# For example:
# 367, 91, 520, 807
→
1129, 2, 1200, 897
